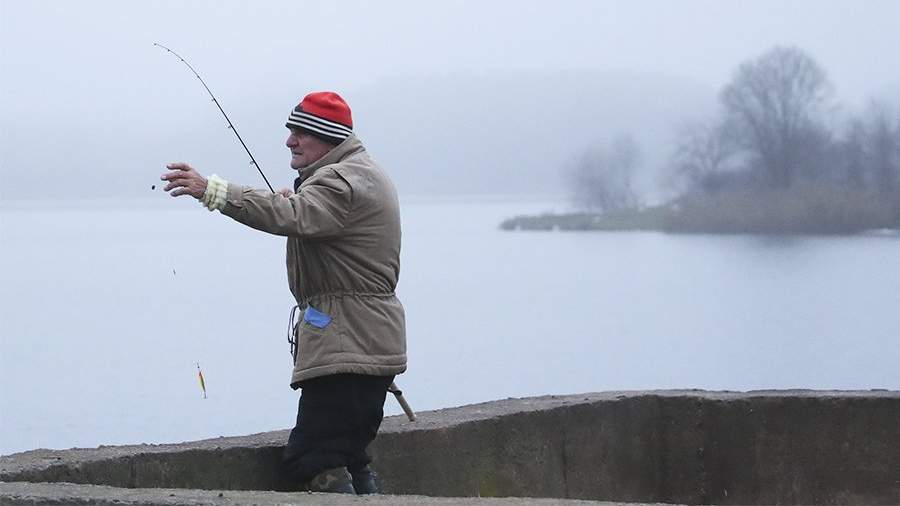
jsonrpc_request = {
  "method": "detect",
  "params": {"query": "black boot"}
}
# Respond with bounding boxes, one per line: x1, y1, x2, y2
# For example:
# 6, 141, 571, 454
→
350, 464, 378, 494
306, 467, 354, 494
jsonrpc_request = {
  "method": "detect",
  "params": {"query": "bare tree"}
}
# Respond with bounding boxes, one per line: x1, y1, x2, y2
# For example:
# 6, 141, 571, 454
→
668, 119, 739, 193
566, 135, 641, 212
867, 103, 900, 195
720, 46, 833, 188
840, 118, 868, 189
839, 102, 900, 195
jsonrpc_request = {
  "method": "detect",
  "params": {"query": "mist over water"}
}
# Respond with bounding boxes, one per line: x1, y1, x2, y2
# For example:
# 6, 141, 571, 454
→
2, 199, 899, 455
3, 1, 900, 202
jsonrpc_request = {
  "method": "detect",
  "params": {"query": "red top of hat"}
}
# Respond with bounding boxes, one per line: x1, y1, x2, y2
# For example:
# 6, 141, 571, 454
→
299, 91, 353, 128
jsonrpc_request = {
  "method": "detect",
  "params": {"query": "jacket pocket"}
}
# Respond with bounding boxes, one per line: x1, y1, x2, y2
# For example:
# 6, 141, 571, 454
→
303, 305, 332, 329
295, 303, 343, 371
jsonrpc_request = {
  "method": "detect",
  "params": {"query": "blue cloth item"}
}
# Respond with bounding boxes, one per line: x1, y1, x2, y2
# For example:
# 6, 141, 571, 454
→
303, 305, 332, 329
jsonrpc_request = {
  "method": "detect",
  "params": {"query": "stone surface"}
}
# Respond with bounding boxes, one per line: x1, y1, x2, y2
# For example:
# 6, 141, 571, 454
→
3, 390, 899, 504
0, 482, 650, 506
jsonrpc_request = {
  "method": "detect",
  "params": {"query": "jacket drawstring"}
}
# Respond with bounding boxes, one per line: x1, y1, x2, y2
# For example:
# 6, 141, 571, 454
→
287, 304, 303, 363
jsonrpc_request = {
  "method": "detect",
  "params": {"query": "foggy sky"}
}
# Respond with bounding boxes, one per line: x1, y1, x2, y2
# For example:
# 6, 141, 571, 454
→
2, 0, 900, 202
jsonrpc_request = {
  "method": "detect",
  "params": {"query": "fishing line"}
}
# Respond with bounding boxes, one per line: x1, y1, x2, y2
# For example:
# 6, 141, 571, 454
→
154, 42, 275, 193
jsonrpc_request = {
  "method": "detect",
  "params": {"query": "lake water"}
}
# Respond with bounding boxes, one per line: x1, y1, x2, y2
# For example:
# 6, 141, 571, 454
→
1, 198, 899, 456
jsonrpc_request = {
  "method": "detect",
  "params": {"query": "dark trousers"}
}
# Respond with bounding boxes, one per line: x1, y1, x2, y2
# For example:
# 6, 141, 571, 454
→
282, 373, 394, 483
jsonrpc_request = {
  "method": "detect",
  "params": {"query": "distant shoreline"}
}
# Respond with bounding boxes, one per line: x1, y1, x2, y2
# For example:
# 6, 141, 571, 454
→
501, 189, 900, 236
500, 210, 900, 236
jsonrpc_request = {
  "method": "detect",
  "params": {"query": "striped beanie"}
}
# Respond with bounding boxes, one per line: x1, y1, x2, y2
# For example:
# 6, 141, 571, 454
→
286, 91, 353, 145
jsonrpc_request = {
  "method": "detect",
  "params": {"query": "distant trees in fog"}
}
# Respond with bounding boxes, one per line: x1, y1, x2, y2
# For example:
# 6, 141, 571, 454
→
672, 46, 900, 199
670, 119, 740, 194
720, 46, 833, 190
662, 46, 900, 233
840, 103, 900, 195
558, 45, 900, 233
565, 135, 641, 212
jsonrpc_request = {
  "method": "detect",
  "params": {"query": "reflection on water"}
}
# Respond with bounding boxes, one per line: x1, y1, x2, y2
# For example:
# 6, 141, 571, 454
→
2, 198, 899, 455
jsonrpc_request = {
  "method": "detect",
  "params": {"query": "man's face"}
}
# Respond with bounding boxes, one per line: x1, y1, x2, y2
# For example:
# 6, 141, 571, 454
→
285, 128, 331, 170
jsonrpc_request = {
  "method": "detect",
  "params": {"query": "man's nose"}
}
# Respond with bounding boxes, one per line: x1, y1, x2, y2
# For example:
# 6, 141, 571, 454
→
286, 134, 296, 148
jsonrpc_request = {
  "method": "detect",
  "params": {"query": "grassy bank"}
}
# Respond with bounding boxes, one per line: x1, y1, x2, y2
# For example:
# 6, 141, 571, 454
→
500, 206, 668, 231
501, 186, 900, 235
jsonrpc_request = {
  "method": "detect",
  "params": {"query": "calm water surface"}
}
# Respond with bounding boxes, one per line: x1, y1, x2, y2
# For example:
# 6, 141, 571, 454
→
1, 198, 899, 455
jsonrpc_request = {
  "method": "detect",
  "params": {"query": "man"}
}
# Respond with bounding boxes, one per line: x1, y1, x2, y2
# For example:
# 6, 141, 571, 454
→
161, 91, 407, 494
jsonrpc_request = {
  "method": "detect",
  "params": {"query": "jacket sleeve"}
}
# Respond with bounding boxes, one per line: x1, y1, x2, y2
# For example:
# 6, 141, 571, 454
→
220, 167, 353, 238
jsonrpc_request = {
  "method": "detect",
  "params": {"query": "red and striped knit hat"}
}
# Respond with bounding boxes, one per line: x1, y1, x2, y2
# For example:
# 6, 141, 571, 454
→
285, 91, 353, 145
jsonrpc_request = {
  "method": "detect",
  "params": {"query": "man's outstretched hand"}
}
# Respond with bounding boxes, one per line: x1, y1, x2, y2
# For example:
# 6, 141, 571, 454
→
161, 163, 208, 199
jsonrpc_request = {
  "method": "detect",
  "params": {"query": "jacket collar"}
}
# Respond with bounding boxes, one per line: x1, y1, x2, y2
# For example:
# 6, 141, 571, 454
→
294, 134, 364, 189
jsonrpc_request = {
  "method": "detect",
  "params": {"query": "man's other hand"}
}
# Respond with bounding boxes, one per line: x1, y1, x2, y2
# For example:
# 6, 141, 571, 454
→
162, 163, 208, 199
279, 187, 294, 197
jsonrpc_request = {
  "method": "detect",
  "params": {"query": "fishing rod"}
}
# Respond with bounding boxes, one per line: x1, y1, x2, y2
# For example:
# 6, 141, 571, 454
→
154, 42, 275, 193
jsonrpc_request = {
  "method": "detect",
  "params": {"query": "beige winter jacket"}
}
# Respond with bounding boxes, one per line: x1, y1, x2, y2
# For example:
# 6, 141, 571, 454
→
220, 134, 406, 388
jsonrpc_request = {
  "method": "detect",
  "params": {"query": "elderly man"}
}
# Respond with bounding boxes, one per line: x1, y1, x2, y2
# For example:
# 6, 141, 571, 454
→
161, 91, 407, 494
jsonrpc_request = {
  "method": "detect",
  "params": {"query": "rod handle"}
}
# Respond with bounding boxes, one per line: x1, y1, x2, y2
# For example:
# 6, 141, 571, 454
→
389, 382, 416, 422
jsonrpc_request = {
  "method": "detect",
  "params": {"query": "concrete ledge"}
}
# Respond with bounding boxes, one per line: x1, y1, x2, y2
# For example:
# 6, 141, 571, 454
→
3, 390, 899, 504
0, 482, 639, 506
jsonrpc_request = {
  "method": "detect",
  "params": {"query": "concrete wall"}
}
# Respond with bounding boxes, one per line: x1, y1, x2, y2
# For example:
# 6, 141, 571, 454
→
3, 390, 899, 504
